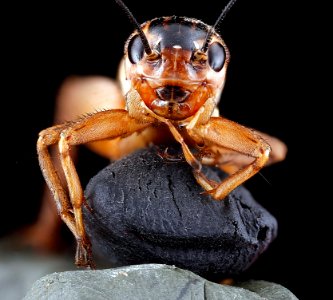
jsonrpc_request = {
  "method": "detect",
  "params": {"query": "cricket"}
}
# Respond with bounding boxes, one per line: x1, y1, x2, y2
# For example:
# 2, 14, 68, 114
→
37, 0, 287, 267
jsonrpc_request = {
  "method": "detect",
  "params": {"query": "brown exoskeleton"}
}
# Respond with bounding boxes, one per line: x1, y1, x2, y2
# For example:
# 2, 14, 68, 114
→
37, 0, 287, 268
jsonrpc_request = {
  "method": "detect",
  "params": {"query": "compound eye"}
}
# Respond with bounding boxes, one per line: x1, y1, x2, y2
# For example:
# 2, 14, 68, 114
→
208, 42, 226, 72
128, 35, 144, 64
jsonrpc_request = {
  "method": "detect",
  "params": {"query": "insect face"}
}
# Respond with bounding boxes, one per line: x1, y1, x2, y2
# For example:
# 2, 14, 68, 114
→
125, 16, 230, 120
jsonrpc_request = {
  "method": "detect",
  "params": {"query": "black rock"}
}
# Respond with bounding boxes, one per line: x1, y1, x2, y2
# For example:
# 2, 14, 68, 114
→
84, 146, 277, 280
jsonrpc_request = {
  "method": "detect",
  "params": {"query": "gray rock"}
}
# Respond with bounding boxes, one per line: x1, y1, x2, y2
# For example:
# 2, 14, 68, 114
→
84, 146, 278, 279
23, 264, 298, 300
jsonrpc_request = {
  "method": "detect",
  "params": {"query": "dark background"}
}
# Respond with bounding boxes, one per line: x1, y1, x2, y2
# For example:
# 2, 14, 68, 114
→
3, 1, 320, 299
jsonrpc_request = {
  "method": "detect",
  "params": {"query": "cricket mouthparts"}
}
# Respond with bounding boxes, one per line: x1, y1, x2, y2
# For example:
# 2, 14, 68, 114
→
156, 86, 190, 103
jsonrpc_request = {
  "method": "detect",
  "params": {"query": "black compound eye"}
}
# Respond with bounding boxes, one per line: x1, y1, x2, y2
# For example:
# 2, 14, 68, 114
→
208, 42, 226, 72
128, 35, 144, 64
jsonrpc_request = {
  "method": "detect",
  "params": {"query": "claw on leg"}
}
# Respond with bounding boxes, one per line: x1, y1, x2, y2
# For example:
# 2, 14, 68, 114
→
75, 237, 95, 269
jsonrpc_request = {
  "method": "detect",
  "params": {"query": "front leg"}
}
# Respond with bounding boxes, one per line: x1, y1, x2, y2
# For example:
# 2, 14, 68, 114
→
188, 117, 271, 200
37, 109, 154, 267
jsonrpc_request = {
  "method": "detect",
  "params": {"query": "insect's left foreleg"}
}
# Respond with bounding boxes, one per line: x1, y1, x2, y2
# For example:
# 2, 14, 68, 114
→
198, 128, 287, 175
188, 117, 271, 200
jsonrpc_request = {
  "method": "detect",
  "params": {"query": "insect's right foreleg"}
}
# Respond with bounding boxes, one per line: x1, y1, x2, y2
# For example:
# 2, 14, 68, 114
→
38, 110, 156, 267
37, 125, 78, 237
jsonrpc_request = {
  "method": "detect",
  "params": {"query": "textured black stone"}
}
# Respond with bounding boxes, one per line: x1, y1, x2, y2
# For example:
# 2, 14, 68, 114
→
84, 146, 277, 279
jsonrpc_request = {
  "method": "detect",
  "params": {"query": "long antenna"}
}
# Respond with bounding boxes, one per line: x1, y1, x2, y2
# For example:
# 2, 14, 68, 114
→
114, 0, 152, 55
201, 0, 238, 52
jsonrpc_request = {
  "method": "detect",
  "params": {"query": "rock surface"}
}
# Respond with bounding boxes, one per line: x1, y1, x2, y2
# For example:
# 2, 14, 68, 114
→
84, 147, 278, 279
23, 264, 298, 300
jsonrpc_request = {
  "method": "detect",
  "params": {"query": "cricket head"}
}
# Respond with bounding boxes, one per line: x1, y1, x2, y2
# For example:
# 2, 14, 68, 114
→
116, 0, 237, 120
